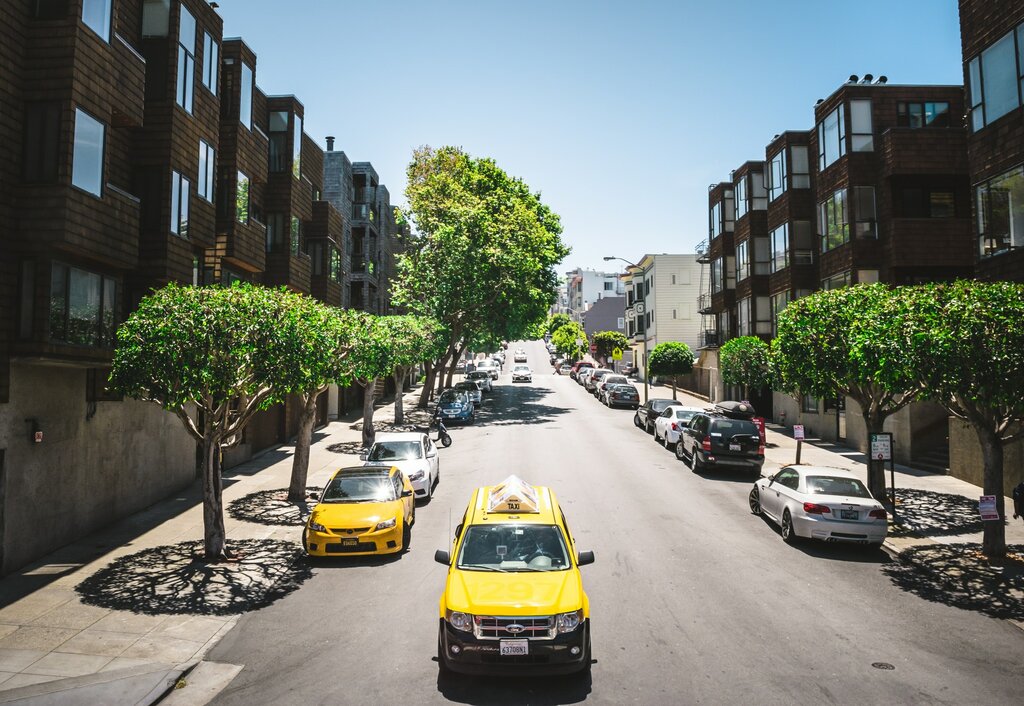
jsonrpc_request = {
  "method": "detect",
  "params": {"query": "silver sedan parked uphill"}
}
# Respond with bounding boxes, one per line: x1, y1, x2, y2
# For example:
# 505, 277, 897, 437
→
749, 466, 888, 548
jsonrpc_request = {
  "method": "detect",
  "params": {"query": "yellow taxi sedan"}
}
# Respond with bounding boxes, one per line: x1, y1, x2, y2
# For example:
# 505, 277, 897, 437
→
303, 466, 415, 556
434, 476, 594, 674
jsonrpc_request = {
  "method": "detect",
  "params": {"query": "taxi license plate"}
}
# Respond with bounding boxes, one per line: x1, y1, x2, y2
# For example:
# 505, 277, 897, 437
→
840, 509, 858, 520
729, 443, 741, 451
500, 640, 529, 657
342, 538, 358, 546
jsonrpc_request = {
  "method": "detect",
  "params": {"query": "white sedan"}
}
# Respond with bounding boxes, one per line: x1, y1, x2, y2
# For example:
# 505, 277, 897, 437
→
748, 466, 888, 547
512, 364, 532, 382
362, 432, 439, 500
653, 405, 704, 448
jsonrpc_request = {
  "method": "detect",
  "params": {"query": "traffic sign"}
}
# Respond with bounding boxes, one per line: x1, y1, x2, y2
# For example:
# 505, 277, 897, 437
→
793, 425, 805, 440
611, 347, 623, 361
589, 344, 597, 353
870, 433, 892, 461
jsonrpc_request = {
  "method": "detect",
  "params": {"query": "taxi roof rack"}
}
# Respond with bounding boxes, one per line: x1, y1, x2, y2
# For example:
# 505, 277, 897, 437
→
487, 475, 540, 514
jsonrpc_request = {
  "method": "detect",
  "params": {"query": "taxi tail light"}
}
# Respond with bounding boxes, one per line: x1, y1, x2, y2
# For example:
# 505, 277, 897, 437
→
803, 502, 831, 515
869, 508, 888, 519
701, 436, 712, 452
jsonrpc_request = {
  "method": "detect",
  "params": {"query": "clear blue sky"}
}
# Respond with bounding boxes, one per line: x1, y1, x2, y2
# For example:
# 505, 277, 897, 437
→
216, 0, 964, 273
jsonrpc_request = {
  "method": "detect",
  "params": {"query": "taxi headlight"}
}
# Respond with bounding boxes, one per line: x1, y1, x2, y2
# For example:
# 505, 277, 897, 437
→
375, 517, 397, 531
447, 610, 473, 632
556, 610, 583, 633
407, 470, 425, 482
308, 520, 326, 533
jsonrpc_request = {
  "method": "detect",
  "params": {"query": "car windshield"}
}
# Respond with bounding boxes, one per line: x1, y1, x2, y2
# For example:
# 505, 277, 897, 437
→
806, 475, 872, 498
457, 524, 570, 572
439, 390, 466, 404
712, 419, 759, 436
515, 366, 530, 372
468, 372, 487, 380
604, 375, 627, 385
677, 409, 698, 422
367, 441, 422, 462
651, 400, 674, 412
455, 382, 476, 391
320, 473, 396, 503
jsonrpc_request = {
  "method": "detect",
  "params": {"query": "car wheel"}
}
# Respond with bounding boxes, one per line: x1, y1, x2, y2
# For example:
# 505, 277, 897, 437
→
748, 487, 761, 515
579, 625, 592, 675
646, 420, 654, 435
664, 434, 672, 449
675, 440, 686, 461
692, 452, 705, 473
301, 527, 308, 553
781, 510, 797, 545
633, 413, 643, 428
401, 520, 412, 551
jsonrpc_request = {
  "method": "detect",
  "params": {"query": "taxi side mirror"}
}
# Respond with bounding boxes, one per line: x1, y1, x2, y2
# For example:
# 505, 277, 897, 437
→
434, 550, 450, 565
401, 490, 413, 498
577, 551, 595, 566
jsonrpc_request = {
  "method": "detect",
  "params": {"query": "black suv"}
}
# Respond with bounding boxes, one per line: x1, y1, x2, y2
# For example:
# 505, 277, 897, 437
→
676, 404, 764, 474
633, 398, 678, 434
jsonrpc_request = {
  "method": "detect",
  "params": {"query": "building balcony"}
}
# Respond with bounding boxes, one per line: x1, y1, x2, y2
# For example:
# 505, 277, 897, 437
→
698, 292, 713, 315
354, 187, 376, 203
889, 218, 972, 267
879, 127, 969, 176
701, 330, 722, 348
696, 239, 711, 264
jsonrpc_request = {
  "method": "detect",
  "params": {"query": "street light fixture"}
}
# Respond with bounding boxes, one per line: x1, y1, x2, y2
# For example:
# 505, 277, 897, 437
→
604, 255, 648, 403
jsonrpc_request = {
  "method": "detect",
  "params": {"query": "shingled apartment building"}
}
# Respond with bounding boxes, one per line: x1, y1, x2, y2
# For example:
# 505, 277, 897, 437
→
0, 0, 405, 574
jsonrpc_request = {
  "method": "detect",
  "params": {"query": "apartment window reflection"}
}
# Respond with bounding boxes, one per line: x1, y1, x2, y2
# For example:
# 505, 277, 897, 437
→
976, 165, 1024, 256
49, 263, 117, 347
175, 6, 196, 114
735, 175, 748, 220
821, 270, 851, 291
266, 213, 287, 253
897, 102, 951, 128
736, 241, 750, 282
770, 224, 788, 273
198, 140, 215, 202
82, 0, 111, 41
850, 100, 873, 151
791, 146, 810, 188
268, 111, 288, 173
968, 29, 1022, 131
767, 149, 787, 202
170, 171, 190, 237
240, 63, 253, 129
293, 115, 303, 180
853, 187, 877, 238
71, 108, 105, 197
819, 189, 849, 252
202, 32, 218, 94
817, 104, 846, 170
236, 171, 250, 223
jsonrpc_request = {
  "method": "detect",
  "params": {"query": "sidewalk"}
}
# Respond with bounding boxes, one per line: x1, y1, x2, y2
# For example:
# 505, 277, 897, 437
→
0, 389, 428, 704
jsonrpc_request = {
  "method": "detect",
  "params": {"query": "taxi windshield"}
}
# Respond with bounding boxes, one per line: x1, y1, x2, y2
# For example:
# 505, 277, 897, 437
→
367, 441, 422, 462
320, 474, 396, 503
457, 524, 570, 572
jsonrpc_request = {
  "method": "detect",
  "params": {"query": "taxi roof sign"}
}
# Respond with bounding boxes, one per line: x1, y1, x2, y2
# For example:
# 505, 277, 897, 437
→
487, 475, 539, 514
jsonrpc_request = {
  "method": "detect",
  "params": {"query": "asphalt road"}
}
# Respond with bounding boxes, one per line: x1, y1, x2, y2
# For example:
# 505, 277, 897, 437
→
208, 340, 1024, 705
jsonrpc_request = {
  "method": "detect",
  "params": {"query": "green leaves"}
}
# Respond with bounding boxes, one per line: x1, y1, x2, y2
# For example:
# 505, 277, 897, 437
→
551, 321, 587, 360
719, 336, 771, 392
647, 342, 694, 377
591, 331, 629, 362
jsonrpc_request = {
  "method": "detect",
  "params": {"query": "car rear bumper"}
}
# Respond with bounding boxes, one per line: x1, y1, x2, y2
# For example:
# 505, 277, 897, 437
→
440, 620, 589, 675
696, 451, 765, 471
794, 515, 887, 544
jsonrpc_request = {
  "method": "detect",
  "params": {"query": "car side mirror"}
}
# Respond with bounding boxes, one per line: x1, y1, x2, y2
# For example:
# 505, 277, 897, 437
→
308, 492, 319, 500
767, 474, 776, 484
577, 550, 595, 566
358, 453, 367, 461
401, 490, 413, 498
427, 449, 438, 458
434, 550, 451, 565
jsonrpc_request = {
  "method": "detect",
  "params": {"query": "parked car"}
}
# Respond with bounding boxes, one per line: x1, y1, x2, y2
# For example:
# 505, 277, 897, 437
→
514, 350, 528, 363
569, 361, 594, 380
454, 360, 467, 374
512, 364, 533, 382
749, 466, 888, 547
594, 373, 629, 399
676, 410, 764, 473
435, 389, 475, 425
454, 380, 483, 405
633, 398, 679, 434
476, 360, 499, 380
466, 370, 492, 393
302, 466, 415, 556
559, 363, 573, 375
585, 369, 614, 394
576, 367, 597, 387
654, 406, 704, 448
603, 383, 639, 409
362, 432, 440, 500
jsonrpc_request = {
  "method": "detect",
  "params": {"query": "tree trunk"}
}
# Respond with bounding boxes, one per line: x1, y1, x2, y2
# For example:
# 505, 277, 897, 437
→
862, 406, 888, 501
361, 379, 377, 449
419, 362, 438, 409
201, 435, 228, 561
445, 343, 467, 389
394, 368, 406, 425
671, 376, 677, 400
287, 391, 320, 502
977, 426, 1006, 559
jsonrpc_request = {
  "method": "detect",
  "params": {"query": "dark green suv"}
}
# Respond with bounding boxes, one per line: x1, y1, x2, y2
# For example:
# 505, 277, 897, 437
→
677, 413, 764, 474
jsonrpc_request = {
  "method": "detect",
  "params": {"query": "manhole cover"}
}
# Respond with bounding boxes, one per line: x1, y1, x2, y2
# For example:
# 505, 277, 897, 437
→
872, 662, 895, 671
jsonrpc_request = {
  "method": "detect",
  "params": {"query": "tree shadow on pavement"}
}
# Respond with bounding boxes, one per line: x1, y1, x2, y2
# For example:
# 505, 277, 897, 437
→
471, 385, 573, 427
75, 539, 312, 616
326, 441, 365, 455
881, 543, 1024, 620
227, 487, 320, 526
436, 669, 592, 705
888, 488, 985, 537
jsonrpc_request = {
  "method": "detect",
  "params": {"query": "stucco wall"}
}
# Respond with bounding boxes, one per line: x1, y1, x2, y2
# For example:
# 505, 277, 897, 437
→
0, 363, 195, 574
949, 418, 1024, 497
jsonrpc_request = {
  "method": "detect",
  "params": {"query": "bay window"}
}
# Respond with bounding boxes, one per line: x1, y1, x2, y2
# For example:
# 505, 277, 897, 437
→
770, 224, 788, 273
236, 171, 250, 223
817, 104, 846, 170
175, 6, 196, 114
968, 26, 1024, 131
240, 62, 253, 129
850, 99, 873, 151
71, 108, 104, 197
767, 149, 787, 201
49, 263, 116, 347
853, 186, 877, 238
819, 189, 849, 252
82, 0, 111, 41
735, 174, 748, 220
976, 165, 1024, 256
791, 146, 810, 188
198, 140, 215, 202
202, 32, 218, 94
170, 171, 190, 236
736, 241, 749, 282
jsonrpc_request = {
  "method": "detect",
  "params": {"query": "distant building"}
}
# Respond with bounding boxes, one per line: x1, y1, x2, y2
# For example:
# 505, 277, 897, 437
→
565, 267, 625, 322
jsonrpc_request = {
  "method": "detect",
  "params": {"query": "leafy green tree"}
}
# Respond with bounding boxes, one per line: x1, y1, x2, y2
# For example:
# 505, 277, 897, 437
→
552, 321, 587, 361
591, 330, 629, 368
546, 313, 572, 337
903, 280, 1024, 559
719, 336, 772, 399
109, 283, 310, 561
774, 284, 920, 499
343, 313, 398, 449
383, 315, 445, 426
281, 299, 354, 502
392, 146, 569, 408
647, 342, 694, 400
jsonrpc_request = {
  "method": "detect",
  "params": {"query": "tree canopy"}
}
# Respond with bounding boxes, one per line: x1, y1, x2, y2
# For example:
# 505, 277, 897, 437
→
591, 330, 629, 366
551, 321, 587, 361
719, 336, 772, 397
546, 313, 572, 337
647, 342, 694, 400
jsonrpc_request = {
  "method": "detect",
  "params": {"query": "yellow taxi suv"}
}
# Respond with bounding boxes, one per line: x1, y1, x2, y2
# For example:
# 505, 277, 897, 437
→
303, 466, 415, 556
434, 476, 594, 675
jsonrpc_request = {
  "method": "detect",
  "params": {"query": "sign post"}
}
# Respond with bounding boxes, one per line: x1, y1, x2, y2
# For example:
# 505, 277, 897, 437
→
793, 424, 804, 464
870, 432, 896, 522
979, 495, 1000, 521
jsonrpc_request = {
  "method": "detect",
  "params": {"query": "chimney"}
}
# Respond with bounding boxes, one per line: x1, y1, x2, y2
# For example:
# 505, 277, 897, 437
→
876, 75, 888, 84
860, 73, 874, 84
326, 136, 335, 151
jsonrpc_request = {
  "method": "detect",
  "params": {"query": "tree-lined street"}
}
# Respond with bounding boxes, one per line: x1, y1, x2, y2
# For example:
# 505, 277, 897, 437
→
205, 340, 1024, 705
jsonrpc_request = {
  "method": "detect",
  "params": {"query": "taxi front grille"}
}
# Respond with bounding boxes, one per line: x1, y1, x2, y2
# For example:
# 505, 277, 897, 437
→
474, 616, 555, 640
331, 527, 370, 535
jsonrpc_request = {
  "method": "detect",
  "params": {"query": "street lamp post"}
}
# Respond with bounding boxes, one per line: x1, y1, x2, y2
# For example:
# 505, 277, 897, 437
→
604, 255, 648, 403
